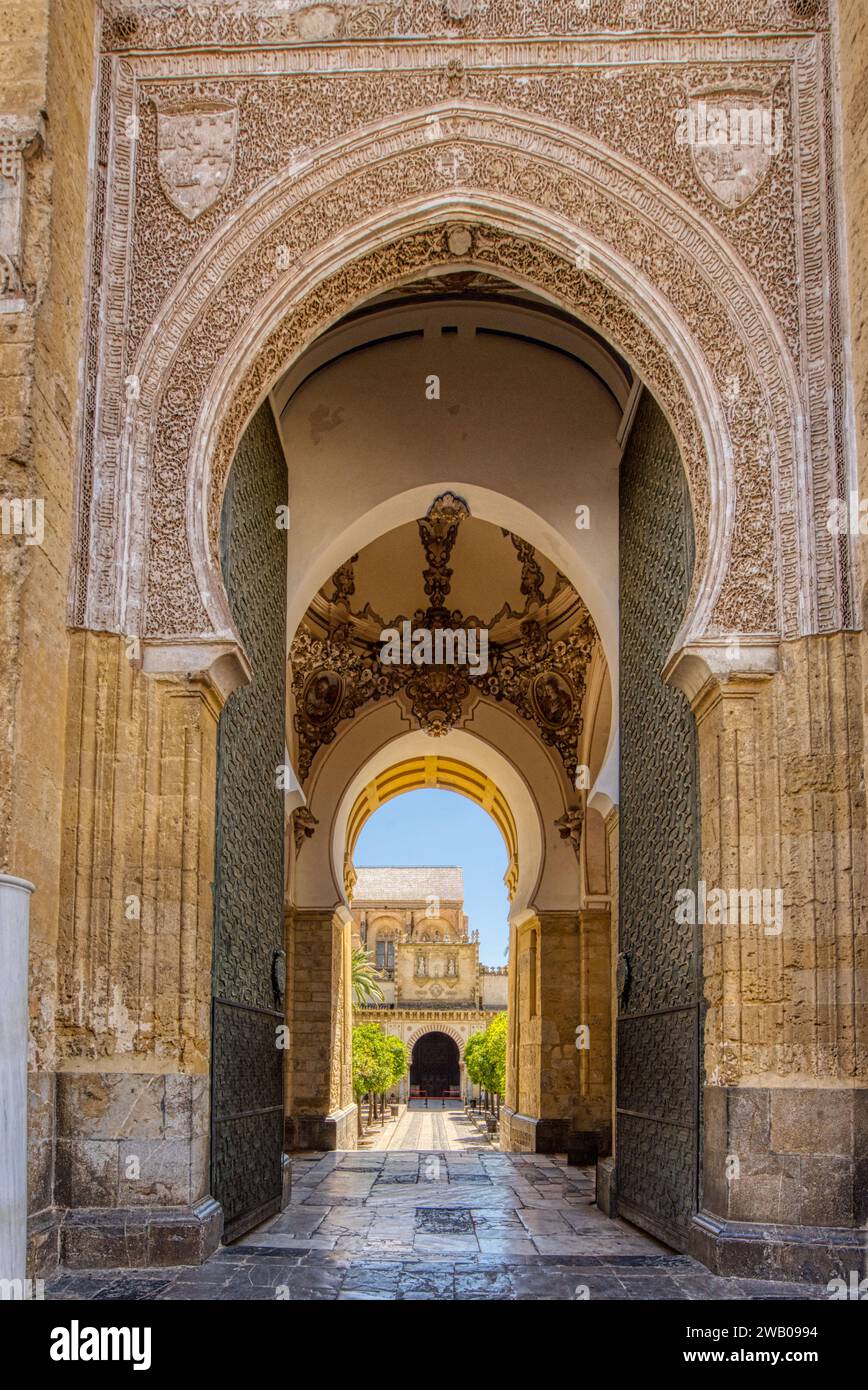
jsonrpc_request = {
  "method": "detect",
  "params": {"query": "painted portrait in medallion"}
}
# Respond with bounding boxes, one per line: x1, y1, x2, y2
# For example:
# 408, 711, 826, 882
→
531, 671, 575, 729
302, 670, 344, 725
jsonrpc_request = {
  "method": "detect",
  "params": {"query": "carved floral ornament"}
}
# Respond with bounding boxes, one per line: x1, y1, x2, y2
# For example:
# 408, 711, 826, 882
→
100, 2, 828, 51
71, 21, 849, 669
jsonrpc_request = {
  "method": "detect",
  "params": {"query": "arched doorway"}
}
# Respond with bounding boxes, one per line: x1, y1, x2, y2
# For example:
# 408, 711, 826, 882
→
211, 283, 683, 1246
46, 10, 861, 1295
410, 1032, 460, 1098
259, 299, 629, 1185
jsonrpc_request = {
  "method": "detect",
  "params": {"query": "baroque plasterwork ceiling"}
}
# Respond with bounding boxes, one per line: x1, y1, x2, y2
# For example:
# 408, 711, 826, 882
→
290, 494, 598, 782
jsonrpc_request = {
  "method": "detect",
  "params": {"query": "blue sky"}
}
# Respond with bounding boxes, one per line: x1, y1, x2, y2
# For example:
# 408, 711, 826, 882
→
354, 788, 510, 966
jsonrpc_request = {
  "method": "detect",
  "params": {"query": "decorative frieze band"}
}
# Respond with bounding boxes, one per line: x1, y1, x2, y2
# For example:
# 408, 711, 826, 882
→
100, 0, 829, 54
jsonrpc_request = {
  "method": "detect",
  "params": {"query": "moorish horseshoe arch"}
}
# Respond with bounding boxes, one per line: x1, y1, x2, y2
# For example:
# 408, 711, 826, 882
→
39, 4, 862, 1279
175, 128, 774, 639
72, 101, 825, 676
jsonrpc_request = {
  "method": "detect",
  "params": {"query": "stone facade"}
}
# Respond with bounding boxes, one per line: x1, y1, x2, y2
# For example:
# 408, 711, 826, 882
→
43, 631, 223, 1272
70, 3, 851, 652
672, 634, 867, 1280
351, 866, 507, 1099
1, 0, 103, 1275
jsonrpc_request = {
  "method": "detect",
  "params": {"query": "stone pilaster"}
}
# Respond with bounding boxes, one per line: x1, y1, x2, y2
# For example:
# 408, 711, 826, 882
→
671, 635, 868, 1281
505, 919, 519, 1114
502, 910, 610, 1155
37, 632, 224, 1271
576, 909, 613, 1159
510, 914, 542, 1141
285, 907, 356, 1150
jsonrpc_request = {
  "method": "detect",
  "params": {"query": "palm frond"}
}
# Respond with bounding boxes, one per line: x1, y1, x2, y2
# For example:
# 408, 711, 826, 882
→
351, 945, 384, 1005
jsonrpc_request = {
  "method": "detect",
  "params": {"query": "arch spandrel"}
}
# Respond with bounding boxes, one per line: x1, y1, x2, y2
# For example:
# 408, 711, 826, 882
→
74, 99, 833, 665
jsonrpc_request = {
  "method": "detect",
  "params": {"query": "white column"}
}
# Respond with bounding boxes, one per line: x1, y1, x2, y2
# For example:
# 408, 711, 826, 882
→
0, 874, 34, 1287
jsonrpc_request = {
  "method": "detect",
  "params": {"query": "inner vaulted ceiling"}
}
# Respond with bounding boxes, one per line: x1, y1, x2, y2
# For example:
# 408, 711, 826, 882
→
275, 287, 627, 794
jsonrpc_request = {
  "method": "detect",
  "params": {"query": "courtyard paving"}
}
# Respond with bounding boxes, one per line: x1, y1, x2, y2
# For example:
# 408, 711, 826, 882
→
45, 1103, 827, 1302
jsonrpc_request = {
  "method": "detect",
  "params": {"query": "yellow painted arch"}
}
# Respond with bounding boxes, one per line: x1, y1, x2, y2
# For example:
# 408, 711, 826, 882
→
345, 755, 519, 900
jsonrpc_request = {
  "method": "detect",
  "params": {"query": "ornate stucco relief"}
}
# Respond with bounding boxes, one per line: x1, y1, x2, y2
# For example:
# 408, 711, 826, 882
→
70, 8, 851, 665
100, 1, 829, 52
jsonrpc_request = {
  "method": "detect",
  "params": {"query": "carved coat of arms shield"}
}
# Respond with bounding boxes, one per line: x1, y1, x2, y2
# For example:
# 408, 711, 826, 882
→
155, 97, 238, 221
686, 87, 779, 210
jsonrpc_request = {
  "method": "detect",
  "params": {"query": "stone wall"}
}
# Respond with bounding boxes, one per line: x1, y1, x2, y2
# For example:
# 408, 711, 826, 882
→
838, 16, 868, 1279
0, 0, 99, 1273
636, 624, 868, 1277
480, 969, 508, 1009
3, 0, 97, 993
683, 634, 867, 1277
695, 636, 865, 1089
43, 632, 223, 1270
501, 910, 612, 1156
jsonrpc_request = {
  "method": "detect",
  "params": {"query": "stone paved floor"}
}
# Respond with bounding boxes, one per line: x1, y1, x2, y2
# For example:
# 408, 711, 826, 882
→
45, 1103, 827, 1301
368, 1095, 494, 1152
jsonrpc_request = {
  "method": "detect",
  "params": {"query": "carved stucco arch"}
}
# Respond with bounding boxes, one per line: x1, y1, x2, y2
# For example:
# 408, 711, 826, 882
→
406, 1024, 466, 1064
82, 104, 812, 677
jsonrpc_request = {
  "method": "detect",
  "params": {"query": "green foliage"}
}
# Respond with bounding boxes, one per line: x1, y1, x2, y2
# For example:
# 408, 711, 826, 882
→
352, 1023, 392, 1098
351, 945, 384, 1006
464, 1030, 487, 1086
485, 1011, 508, 1098
352, 1023, 408, 1098
383, 1033, 409, 1089
464, 1012, 508, 1097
